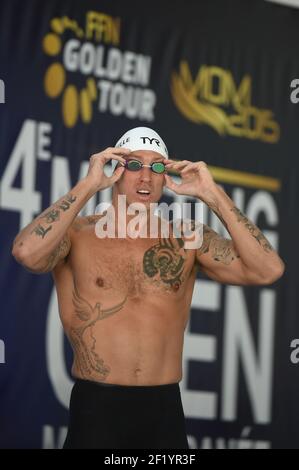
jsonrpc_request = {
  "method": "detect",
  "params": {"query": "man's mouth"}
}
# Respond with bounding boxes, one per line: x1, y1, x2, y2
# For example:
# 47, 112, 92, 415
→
136, 189, 151, 200
137, 189, 151, 195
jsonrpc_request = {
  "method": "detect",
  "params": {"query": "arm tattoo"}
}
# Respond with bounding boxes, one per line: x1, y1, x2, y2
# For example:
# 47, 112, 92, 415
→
69, 285, 127, 380
206, 198, 230, 232
143, 237, 186, 291
231, 206, 274, 253
58, 194, 76, 212
41, 236, 71, 271
32, 193, 77, 238
197, 226, 215, 255
86, 216, 98, 225
210, 237, 240, 265
197, 226, 240, 265
42, 209, 60, 224
31, 224, 52, 239
72, 215, 98, 232
207, 197, 273, 255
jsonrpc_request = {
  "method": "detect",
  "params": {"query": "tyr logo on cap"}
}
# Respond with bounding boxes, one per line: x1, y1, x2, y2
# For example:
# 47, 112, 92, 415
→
140, 137, 161, 147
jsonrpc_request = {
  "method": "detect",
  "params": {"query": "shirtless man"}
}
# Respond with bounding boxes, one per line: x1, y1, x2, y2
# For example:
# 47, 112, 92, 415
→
12, 127, 285, 449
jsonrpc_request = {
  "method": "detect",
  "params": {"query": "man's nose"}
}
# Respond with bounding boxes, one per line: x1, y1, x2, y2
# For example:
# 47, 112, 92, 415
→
139, 166, 152, 181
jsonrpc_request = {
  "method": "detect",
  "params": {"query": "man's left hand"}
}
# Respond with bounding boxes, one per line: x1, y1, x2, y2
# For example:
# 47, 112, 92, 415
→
164, 159, 218, 203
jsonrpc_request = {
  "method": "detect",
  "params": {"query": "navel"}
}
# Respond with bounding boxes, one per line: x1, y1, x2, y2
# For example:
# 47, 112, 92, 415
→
96, 277, 104, 288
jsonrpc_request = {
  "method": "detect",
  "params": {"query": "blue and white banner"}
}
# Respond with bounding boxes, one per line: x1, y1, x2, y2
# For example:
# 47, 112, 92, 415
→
0, 0, 298, 449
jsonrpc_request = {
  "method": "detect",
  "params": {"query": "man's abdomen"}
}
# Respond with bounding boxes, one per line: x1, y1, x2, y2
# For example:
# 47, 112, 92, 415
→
68, 305, 185, 386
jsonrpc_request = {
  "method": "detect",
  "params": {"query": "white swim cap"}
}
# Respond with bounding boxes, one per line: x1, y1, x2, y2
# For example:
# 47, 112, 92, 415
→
111, 126, 168, 171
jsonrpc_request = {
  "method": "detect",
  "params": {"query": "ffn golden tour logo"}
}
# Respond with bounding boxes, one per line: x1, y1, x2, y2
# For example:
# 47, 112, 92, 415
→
171, 62, 280, 143
42, 12, 156, 128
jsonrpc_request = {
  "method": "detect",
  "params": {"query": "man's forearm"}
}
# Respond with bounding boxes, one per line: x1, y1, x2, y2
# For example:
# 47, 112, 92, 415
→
202, 184, 285, 280
12, 178, 95, 270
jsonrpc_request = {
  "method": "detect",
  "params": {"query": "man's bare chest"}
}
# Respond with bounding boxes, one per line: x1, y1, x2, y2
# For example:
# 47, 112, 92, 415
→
70, 234, 195, 298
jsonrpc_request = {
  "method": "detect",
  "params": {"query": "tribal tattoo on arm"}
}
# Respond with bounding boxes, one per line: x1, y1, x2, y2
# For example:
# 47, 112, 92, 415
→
230, 206, 274, 253
197, 226, 240, 265
207, 197, 274, 255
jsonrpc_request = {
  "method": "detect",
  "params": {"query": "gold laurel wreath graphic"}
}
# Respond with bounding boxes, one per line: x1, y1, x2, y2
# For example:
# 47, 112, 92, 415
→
171, 61, 230, 136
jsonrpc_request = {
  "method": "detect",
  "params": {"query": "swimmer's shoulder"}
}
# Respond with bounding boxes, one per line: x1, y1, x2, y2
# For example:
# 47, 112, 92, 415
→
69, 214, 104, 236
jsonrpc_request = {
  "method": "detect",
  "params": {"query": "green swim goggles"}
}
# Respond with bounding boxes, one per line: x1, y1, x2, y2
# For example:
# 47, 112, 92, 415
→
123, 159, 166, 174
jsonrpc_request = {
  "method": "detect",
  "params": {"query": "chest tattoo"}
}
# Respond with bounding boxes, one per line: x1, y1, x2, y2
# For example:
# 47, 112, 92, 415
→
143, 237, 186, 290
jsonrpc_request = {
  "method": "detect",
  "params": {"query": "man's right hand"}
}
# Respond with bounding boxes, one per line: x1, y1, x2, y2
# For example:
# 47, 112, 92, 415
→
85, 147, 131, 193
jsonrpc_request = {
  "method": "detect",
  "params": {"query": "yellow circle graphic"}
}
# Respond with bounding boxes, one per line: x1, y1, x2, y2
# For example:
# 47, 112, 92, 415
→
51, 18, 64, 34
80, 89, 92, 123
87, 78, 97, 100
45, 62, 65, 98
63, 85, 79, 128
43, 33, 61, 56
44, 63, 66, 98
